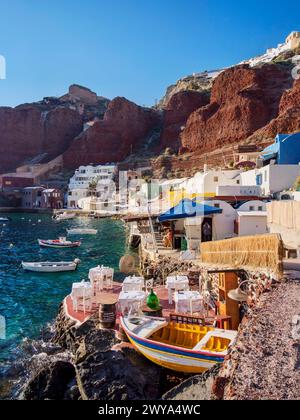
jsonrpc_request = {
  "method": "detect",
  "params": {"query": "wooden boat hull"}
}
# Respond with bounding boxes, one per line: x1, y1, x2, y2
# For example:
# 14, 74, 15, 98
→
38, 239, 81, 248
22, 262, 77, 272
120, 317, 227, 374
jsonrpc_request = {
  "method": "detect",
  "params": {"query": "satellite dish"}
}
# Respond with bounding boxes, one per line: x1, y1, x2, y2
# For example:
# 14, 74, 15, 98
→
119, 255, 136, 274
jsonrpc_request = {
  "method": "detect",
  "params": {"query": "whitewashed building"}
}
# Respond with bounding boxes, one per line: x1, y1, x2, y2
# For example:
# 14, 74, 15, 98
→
235, 201, 268, 237
240, 163, 300, 196
68, 164, 117, 208
184, 200, 237, 251
185, 169, 241, 198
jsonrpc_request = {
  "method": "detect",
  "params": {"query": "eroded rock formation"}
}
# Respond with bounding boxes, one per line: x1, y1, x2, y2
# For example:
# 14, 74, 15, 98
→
249, 77, 300, 143
0, 106, 83, 172
180, 64, 293, 153
63, 97, 162, 169
161, 90, 210, 149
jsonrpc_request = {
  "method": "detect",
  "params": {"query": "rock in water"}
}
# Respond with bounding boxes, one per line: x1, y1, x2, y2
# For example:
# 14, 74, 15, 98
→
76, 344, 162, 400
53, 308, 162, 400
23, 361, 76, 400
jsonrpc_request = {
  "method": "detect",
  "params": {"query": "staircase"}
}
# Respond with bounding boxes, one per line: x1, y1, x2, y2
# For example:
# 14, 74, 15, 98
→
154, 230, 169, 250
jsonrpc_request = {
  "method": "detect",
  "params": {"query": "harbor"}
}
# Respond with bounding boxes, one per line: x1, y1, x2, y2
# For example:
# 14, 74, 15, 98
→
1, 10, 300, 401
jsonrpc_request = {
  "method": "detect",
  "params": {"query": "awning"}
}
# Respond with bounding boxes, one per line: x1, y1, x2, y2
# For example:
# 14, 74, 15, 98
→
158, 199, 222, 222
260, 141, 279, 161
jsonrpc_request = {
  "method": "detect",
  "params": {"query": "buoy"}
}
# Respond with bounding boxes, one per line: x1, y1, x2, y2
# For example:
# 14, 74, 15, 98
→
9, 243, 14, 248
38, 220, 41, 223
119, 255, 136, 274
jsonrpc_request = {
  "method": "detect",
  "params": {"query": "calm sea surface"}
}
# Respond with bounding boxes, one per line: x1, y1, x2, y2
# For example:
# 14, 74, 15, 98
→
0, 213, 126, 363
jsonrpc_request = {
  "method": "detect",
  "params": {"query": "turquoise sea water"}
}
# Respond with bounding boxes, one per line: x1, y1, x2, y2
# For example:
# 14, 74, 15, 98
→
0, 213, 127, 363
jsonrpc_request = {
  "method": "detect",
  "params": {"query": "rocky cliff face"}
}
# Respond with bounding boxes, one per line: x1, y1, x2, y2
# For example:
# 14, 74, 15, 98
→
0, 106, 83, 173
63, 97, 162, 169
160, 90, 210, 150
158, 70, 223, 108
1, 34, 300, 176
180, 64, 293, 154
248, 77, 300, 143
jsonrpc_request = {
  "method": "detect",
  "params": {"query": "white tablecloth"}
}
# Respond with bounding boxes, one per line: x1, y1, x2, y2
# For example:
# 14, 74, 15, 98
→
89, 266, 114, 291
71, 282, 92, 298
122, 276, 144, 292
174, 291, 203, 314
71, 282, 93, 312
118, 291, 146, 314
165, 276, 189, 304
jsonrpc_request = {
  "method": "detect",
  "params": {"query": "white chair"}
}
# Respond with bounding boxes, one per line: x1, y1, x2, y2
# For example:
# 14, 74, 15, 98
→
76, 296, 93, 314
103, 268, 114, 290
91, 273, 104, 294
145, 279, 154, 293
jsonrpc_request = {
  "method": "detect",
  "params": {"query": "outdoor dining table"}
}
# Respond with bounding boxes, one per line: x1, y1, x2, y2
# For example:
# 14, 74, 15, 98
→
118, 290, 146, 315
89, 266, 114, 291
72, 281, 92, 297
174, 290, 204, 315
165, 275, 190, 304
122, 276, 144, 292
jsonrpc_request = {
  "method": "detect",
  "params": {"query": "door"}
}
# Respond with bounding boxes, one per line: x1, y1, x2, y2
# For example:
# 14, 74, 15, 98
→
201, 217, 213, 242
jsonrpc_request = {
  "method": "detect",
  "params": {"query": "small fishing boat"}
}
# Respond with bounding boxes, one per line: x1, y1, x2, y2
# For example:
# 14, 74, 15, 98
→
53, 212, 76, 221
0, 217, 11, 222
67, 228, 98, 235
120, 316, 237, 373
38, 237, 81, 248
22, 259, 80, 272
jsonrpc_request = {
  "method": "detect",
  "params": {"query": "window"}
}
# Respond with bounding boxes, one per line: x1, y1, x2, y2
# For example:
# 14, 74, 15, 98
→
249, 206, 254, 211
213, 176, 219, 182
258, 206, 263, 211
256, 174, 263, 186
236, 180, 240, 185
214, 203, 220, 208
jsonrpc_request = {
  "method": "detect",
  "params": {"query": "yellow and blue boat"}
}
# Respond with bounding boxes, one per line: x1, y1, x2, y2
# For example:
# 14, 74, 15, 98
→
120, 316, 237, 373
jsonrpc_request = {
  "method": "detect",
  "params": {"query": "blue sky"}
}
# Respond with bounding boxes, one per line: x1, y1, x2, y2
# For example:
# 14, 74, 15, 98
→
0, 0, 300, 107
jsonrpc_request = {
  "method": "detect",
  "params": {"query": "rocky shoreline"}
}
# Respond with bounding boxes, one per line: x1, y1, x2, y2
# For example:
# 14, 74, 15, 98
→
0, 306, 193, 400
1, 273, 299, 400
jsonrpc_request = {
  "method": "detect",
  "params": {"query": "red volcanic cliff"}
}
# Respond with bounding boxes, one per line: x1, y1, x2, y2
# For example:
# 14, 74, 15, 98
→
0, 106, 83, 172
63, 97, 162, 169
249, 77, 300, 142
161, 90, 210, 149
180, 64, 293, 153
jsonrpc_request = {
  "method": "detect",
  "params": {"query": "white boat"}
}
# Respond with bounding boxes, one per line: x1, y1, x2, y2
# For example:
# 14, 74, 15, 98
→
120, 316, 237, 374
53, 212, 76, 221
67, 228, 98, 235
22, 259, 80, 272
0, 217, 11, 222
38, 237, 81, 248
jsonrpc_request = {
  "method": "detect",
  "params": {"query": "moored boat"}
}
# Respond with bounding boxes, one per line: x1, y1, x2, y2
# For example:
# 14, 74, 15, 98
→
53, 212, 76, 221
22, 259, 80, 272
67, 228, 98, 235
0, 216, 11, 222
120, 316, 237, 373
38, 237, 81, 248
